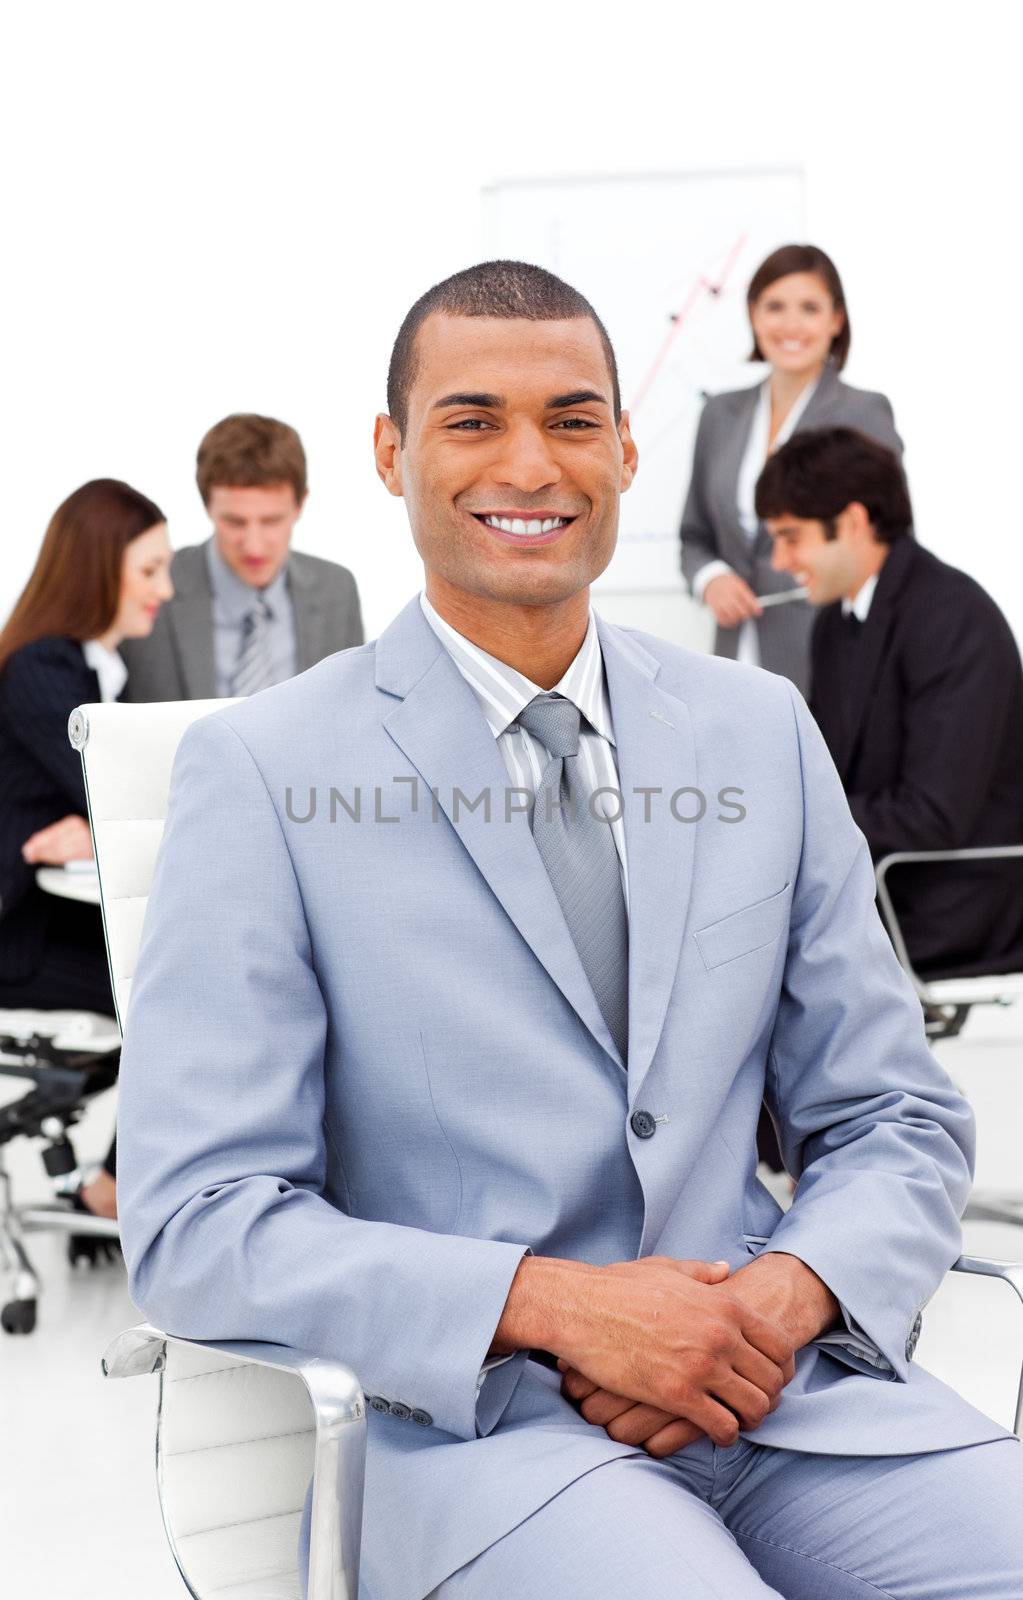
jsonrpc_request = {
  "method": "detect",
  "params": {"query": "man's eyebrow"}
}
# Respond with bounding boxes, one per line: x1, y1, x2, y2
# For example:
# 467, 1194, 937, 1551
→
545, 390, 608, 409
433, 392, 504, 410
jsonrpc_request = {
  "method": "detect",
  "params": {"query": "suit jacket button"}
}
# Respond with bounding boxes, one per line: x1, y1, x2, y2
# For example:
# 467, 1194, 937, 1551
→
411, 1409, 433, 1428
389, 1401, 412, 1420
368, 1395, 390, 1413
631, 1109, 656, 1139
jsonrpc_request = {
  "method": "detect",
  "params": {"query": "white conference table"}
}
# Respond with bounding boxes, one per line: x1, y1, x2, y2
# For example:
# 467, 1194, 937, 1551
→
35, 865, 102, 906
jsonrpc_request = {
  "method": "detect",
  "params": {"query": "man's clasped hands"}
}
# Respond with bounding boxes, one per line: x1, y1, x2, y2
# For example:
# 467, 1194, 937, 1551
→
511, 1250, 840, 1457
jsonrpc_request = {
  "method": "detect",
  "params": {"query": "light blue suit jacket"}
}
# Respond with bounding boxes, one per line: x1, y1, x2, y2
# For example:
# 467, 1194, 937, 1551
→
117, 597, 1009, 1600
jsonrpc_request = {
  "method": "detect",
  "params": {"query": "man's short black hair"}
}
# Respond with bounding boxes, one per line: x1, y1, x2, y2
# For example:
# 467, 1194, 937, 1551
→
386, 259, 622, 439
755, 426, 914, 545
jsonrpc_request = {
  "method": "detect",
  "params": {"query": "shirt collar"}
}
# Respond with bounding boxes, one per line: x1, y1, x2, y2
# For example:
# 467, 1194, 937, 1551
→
81, 638, 128, 702
205, 535, 290, 624
419, 591, 615, 746
842, 571, 879, 622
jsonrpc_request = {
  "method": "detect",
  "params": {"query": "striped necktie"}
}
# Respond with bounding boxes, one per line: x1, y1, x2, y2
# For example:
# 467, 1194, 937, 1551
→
230, 593, 275, 696
516, 693, 629, 1063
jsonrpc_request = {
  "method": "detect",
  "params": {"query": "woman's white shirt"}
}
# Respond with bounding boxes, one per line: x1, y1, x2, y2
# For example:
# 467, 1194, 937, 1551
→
694, 375, 819, 667
81, 639, 128, 703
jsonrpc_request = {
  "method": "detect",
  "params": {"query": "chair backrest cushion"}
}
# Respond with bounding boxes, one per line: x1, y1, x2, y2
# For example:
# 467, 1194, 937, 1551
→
71, 699, 238, 1032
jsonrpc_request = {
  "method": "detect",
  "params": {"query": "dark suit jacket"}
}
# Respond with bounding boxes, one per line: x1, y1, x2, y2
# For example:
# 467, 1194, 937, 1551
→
0, 636, 107, 986
118, 541, 364, 701
811, 539, 1023, 979
679, 365, 903, 694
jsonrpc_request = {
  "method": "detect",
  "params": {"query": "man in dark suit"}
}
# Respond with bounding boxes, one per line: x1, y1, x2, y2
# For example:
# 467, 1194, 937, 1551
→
758, 425, 1023, 979
120, 413, 363, 700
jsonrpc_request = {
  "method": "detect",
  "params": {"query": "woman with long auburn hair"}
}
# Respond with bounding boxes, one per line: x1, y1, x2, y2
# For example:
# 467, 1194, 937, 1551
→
679, 243, 904, 695
0, 479, 173, 1233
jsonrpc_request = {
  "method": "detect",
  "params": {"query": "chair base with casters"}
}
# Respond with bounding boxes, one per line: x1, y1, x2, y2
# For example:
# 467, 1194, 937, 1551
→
0, 1007, 121, 1333
103, 1323, 366, 1600
102, 1256, 1021, 1600
876, 847, 1023, 1224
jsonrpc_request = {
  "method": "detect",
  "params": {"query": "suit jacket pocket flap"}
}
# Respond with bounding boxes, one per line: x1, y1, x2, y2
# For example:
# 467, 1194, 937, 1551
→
694, 883, 791, 971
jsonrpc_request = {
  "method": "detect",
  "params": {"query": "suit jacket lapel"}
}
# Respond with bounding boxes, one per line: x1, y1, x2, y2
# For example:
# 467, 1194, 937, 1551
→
169, 545, 216, 698
791, 361, 841, 434
377, 601, 625, 1068
711, 385, 759, 557
835, 540, 917, 779
597, 619, 696, 1098
288, 556, 324, 672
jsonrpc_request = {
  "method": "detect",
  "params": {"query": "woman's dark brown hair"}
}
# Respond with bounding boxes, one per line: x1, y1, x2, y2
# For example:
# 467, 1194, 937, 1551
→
747, 244, 850, 370
0, 479, 165, 672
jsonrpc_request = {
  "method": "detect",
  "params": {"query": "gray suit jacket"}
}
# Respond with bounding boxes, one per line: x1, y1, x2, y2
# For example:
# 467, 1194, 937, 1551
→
679, 365, 903, 693
119, 540, 363, 701
117, 600, 1006, 1600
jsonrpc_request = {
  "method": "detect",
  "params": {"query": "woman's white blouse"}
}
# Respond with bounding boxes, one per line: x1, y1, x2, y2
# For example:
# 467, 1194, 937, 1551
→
731, 376, 819, 666
81, 639, 128, 703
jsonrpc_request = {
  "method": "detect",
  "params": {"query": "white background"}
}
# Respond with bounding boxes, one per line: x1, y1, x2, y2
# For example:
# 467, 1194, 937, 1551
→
1, 1, 1020, 642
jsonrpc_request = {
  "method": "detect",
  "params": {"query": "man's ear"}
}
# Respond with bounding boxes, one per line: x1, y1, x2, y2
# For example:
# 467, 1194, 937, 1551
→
618, 409, 639, 493
841, 501, 874, 544
374, 414, 404, 498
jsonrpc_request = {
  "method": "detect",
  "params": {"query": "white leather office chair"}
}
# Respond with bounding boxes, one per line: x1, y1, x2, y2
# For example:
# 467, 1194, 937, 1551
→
69, 699, 365, 1600
70, 702, 1023, 1599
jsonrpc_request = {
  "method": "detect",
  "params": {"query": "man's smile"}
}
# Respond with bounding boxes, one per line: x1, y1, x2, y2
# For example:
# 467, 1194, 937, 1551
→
469, 509, 579, 548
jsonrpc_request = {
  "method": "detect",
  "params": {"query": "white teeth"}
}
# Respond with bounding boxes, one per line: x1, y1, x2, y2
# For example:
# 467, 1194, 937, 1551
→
482, 515, 568, 536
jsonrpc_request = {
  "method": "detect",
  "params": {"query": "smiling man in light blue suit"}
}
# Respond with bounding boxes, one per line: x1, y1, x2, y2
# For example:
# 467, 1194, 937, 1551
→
117, 261, 1023, 1599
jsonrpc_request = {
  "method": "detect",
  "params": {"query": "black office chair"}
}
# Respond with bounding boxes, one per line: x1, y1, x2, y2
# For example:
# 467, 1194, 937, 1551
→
0, 1007, 121, 1332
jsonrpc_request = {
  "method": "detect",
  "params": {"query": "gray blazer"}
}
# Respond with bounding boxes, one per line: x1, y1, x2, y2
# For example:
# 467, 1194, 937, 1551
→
117, 598, 1005, 1600
118, 540, 363, 701
679, 365, 903, 694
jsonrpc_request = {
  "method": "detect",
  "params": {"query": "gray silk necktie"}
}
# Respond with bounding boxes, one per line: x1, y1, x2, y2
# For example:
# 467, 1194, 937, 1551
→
516, 694, 629, 1063
231, 594, 275, 696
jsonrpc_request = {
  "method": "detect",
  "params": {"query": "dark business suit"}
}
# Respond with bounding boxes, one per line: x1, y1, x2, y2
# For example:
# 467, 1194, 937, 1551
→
0, 636, 114, 1009
811, 539, 1023, 979
118, 541, 363, 701
679, 364, 903, 694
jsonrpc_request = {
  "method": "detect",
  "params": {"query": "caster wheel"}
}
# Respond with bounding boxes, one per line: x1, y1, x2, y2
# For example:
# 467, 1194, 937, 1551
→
1, 1298, 37, 1334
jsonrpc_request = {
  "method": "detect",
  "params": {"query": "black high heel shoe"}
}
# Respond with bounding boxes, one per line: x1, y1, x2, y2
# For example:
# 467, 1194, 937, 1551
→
66, 1190, 121, 1267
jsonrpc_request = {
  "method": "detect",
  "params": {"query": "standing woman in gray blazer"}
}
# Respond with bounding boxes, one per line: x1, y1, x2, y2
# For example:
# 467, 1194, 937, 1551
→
679, 244, 903, 694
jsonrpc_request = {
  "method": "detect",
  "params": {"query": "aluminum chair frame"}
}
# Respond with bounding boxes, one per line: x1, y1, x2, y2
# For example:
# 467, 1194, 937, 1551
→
103, 1323, 365, 1600
875, 846, 1023, 1010
876, 847, 1023, 1223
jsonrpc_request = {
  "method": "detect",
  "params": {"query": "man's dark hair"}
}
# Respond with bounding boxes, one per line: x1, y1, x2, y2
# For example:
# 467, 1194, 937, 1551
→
755, 426, 914, 545
386, 260, 622, 439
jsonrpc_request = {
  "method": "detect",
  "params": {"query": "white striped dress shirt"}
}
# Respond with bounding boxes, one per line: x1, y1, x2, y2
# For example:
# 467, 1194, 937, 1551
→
419, 593, 629, 912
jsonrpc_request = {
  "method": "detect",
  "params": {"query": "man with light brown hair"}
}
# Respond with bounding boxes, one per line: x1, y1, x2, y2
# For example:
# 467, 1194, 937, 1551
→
120, 413, 363, 701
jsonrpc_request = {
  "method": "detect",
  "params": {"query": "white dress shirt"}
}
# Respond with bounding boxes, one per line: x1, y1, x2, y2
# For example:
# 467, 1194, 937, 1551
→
419, 593, 629, 910
842, 572, 879, 622
205, 538, 297, 697
81, 638, 128, 703
693, 376, 819, 667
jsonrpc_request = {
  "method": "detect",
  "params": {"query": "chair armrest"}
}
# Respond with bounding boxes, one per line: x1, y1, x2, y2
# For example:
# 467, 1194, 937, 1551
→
875, 847, 1023, 1001
103, 1323, 366, 1600
951, 1257, 1023, 1436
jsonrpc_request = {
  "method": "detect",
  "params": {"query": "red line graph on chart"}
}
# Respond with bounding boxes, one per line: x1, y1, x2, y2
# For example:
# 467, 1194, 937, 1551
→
628, 233, 748, 415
